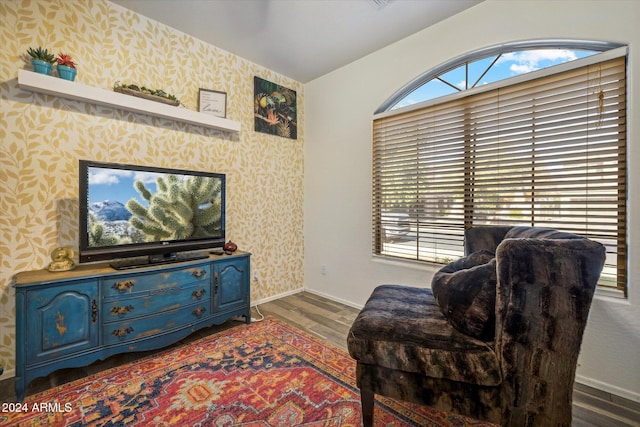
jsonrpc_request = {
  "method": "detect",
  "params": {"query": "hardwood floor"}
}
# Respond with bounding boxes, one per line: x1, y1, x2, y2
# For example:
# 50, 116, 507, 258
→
1, 291, 638, 426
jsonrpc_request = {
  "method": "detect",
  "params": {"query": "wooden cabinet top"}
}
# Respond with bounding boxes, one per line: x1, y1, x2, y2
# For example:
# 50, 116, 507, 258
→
14, 251, 250, 287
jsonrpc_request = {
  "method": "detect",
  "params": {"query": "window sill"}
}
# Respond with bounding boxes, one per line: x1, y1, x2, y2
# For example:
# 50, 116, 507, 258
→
594, 286, 626, 300
371, 255, 442, 274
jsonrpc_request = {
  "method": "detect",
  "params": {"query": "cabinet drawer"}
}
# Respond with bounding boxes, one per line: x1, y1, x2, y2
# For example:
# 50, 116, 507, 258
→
103, 282, 209, 322
103, 301, 210, 345
104, 264, 210, 297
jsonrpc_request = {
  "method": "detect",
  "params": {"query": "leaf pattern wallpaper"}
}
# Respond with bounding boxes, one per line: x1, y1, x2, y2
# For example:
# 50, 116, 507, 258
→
0, 0, 304, 374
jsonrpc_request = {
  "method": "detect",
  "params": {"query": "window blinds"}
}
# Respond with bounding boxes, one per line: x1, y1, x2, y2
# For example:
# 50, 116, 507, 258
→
372, 56, 626, 293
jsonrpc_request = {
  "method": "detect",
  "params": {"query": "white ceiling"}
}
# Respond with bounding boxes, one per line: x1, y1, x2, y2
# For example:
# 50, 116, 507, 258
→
110, 0, 482, 83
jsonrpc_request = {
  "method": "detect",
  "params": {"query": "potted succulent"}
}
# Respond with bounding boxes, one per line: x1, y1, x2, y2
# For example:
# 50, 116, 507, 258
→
27, 46, 56, 75
56, 52, 77, 81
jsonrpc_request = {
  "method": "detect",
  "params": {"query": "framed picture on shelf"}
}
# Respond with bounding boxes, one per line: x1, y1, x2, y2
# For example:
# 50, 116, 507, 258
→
198, 88, 227, 118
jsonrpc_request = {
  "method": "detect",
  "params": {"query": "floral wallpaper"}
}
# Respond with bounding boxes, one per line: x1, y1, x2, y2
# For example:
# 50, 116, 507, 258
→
0, 0, 304, 374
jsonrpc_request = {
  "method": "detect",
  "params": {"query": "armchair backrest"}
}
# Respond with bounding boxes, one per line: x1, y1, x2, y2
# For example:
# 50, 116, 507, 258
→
463, 226, 585, 256
463, 226, 512, 255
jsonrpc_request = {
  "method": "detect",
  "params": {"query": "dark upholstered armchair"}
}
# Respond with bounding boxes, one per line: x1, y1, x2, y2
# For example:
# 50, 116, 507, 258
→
348, 226, 606, 426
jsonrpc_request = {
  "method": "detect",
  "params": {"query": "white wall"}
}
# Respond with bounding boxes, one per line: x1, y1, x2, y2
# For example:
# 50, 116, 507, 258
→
304, 0, 640, 401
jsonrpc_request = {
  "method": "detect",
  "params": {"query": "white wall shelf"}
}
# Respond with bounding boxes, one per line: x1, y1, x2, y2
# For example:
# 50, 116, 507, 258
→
17, 69, 241, 133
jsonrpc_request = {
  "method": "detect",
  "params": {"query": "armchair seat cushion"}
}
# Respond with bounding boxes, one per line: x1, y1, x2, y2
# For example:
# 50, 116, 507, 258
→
348, 285, 502, 386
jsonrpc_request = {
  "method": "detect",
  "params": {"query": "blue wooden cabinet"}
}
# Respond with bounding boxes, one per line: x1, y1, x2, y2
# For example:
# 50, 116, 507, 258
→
14, 252, 250, 401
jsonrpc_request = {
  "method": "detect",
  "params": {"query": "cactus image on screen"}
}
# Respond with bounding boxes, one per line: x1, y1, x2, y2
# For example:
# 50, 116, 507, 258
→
88, 212, 121, 246
126, 174, 222, 242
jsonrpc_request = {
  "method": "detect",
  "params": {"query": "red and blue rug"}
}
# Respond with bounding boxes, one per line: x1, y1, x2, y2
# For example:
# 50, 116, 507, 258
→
1, 318, 495, 426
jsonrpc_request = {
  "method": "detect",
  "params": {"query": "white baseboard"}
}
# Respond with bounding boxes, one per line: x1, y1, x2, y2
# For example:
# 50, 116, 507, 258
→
303, 288, 364, 310
253, 287, 303, 306
1, 367, 15, 380
575, 374, 640, 403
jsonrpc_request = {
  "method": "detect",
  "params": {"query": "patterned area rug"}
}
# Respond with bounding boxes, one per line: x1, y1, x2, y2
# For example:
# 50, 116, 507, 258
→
2, 318, 496, 426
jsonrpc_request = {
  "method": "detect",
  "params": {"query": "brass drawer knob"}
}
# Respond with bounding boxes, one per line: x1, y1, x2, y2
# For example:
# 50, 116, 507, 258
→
110, 305, 134, 315
192, 307, 206, 318
192, 289, 206, 299
112, 280, 135, 292
191, 269, 206, 279
112, 327, 134, 338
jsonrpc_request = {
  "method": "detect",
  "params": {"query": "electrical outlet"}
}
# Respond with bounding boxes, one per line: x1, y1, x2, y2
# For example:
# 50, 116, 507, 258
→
321, 265, 327, 275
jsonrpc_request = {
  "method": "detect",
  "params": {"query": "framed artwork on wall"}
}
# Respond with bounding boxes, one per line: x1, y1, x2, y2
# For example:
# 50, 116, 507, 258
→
198, 88, 227, 118
254, 77, 297, 140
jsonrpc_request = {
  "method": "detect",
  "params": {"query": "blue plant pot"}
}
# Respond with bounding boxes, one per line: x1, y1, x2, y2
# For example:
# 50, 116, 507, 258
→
32, 59, 52, 75
57, 65, 77, 81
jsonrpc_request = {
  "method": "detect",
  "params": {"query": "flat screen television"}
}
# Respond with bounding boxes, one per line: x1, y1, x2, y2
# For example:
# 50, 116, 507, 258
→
78, 160, 225, 269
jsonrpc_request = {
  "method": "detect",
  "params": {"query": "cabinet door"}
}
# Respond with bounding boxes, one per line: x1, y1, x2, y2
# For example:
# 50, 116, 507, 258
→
214, 257, 249, 312
25, 281, 99, 364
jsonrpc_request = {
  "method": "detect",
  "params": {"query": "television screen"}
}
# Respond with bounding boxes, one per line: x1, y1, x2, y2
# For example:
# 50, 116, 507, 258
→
79, 160, 225, 267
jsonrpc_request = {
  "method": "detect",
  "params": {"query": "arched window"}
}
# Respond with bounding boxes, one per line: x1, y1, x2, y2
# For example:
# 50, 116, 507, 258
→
377, 40, 623, 112
372, 40, 628, 296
